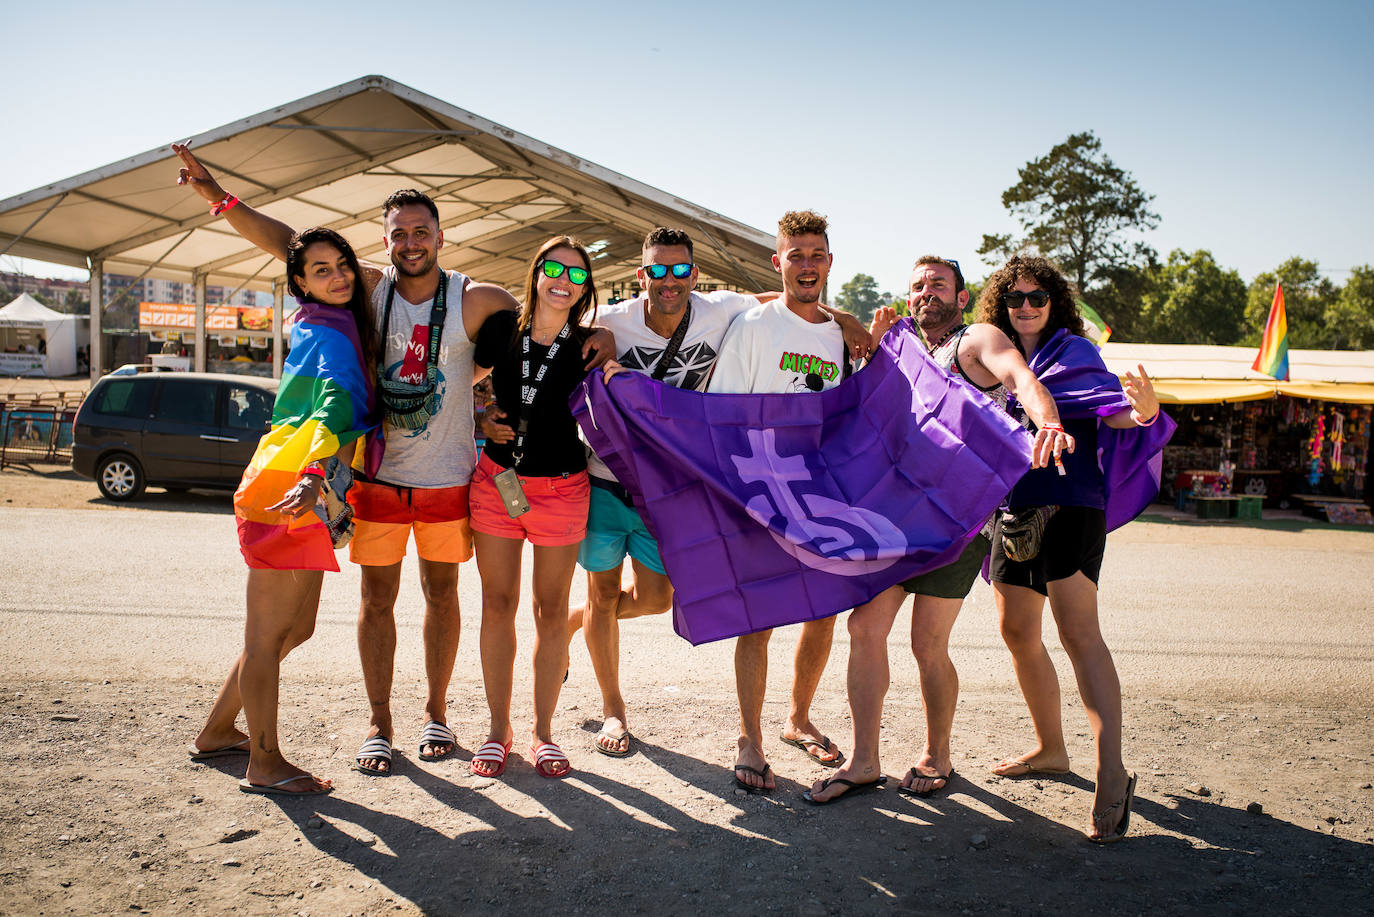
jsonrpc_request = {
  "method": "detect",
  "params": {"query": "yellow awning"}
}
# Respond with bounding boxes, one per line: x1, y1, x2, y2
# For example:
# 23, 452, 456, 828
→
1152, 380, 1278, 404
1276, 381, 1374, 404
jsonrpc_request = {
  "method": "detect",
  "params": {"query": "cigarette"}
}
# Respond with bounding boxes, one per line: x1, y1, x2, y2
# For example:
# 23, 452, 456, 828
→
1054, 455, 1066, 476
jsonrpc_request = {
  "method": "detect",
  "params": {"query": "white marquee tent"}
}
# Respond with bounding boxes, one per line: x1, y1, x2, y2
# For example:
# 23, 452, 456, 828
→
0, 75, 778, 380
0, 293, 84, 377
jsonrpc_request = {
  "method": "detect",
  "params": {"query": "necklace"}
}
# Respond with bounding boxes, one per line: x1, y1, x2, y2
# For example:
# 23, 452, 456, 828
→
926, 324, 963, 353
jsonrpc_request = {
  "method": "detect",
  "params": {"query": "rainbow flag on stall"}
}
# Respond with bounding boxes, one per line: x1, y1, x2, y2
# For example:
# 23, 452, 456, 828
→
234, 302, 375, 571
1251, 282, 1290, 381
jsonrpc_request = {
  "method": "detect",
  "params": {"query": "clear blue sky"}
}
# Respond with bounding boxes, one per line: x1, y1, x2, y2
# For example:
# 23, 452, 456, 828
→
3, 0, 1370, 297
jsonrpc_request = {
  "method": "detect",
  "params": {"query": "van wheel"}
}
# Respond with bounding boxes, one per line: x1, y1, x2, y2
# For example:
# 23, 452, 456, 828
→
97, 453, 145, 501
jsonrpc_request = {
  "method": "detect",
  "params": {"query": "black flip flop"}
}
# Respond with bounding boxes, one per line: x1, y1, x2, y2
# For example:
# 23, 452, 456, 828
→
1089, 770, 1138, 844
780, 733, 845, 767
803, 774, 887, 805
897, 767, 955, 798
733, 763, 774, 795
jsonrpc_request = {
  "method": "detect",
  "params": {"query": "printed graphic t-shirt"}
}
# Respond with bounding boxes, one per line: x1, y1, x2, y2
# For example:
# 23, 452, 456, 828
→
369, 267, 477, 487
585, 289, 756, 482
707, 299, 846, 395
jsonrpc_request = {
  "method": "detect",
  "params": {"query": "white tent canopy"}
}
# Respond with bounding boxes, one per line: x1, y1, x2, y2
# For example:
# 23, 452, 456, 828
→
0, 293, 80, 376
0, 75, 779, 379
1102, 342, 1374, 405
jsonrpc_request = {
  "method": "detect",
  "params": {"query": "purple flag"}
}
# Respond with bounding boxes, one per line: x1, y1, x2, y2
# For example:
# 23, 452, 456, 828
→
1019, 328, 1176, 531
572, 319, 1033, 645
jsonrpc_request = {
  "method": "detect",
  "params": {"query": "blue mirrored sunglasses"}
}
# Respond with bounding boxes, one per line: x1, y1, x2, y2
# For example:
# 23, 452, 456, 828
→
643, 262, 693, 280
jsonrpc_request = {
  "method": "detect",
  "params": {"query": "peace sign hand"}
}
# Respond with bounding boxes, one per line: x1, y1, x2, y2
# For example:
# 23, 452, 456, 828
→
171, 142, 227, 204
1123, 364, 1160, 425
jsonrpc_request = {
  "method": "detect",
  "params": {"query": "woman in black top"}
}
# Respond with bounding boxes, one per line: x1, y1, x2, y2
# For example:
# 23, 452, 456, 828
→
468, 236, 599, 780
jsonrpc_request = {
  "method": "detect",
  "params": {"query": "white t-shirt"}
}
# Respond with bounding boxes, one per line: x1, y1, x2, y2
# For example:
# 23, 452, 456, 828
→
369, 267, 477, 488
586, 289, 756, 482
707, 299, 846, 395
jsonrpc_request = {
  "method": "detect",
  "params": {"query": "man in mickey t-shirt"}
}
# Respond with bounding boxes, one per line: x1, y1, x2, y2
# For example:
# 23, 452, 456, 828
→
707, 210, 849, 792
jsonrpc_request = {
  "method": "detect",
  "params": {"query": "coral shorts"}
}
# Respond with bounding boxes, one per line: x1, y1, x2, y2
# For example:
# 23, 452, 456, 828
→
469, 453, 589, 546
346, 479, 473, 567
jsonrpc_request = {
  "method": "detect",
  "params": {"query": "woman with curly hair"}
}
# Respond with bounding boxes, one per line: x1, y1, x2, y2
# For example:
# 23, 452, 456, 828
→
977, 254, 1171, 842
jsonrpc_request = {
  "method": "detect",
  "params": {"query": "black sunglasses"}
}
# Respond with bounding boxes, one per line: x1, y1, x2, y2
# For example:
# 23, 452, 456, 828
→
1002, 291, 1051, 310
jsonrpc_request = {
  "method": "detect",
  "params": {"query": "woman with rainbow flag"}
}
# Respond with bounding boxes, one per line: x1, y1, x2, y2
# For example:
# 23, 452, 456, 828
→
977, 254, 1173, 843
190, 227, 380, 797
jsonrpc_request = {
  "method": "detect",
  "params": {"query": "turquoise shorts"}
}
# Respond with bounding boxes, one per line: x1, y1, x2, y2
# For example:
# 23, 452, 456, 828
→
577, 482, 666, 575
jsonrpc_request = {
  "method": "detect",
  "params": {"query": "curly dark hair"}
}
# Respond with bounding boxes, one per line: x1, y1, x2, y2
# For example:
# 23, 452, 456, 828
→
975, 254, 1085, 348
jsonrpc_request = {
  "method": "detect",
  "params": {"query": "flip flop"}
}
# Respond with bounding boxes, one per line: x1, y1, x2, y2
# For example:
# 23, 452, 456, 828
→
188, 738, 250, 761
803, 774, 888, 805
733, 763, 774, 795
354, 735, 393, 777
897, 767, 955, 798
1089, 770, 1138, 844
471, 740, 512, 778
992, 758, 1071, 778
238, 775, 332, 797
417, 720, 458, 762
593, 724, 635, 758
780, 733, 845, 767
530, 741, 572, 779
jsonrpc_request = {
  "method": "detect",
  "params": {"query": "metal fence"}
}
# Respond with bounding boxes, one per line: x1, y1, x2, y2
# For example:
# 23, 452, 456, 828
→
1, 400, 79, 468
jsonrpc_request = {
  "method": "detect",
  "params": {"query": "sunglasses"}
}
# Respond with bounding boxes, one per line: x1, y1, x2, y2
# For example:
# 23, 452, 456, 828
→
539, 259, 588, 285
1002, 291, 1051, 310
642, 262, 694, 280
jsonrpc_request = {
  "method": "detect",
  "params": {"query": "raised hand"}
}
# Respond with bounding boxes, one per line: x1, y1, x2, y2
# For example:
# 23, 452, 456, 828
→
1123, 364, 1160, 424
869, 306, 899, 349
172, 142, 227, 204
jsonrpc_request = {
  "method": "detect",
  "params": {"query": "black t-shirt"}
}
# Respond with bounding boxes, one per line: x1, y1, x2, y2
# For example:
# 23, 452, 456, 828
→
474, 310, 590, 477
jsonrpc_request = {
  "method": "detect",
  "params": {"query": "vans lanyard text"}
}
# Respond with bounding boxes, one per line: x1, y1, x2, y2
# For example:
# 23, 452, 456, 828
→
512, 321, 571, 468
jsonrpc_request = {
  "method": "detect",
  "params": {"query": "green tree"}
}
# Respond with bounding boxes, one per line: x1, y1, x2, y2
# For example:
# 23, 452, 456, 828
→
834, 273, 889, 324
62, 289, 89, 314
1325, 265, 1374, 349
978, 131, 1159, 293
1087, 259, 1158, 342
1244, 258, 1337, 348
1137, 250, 1247, 344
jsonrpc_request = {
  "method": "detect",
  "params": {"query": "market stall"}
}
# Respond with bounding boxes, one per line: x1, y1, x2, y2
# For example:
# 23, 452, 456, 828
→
0, 293, 87, 377
1101, 343, 1374, 522
138, 301, 282, 377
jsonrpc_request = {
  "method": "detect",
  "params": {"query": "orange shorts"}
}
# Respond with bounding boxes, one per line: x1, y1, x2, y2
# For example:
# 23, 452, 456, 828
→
469, 453, 589, 546
346, 479, 473, 566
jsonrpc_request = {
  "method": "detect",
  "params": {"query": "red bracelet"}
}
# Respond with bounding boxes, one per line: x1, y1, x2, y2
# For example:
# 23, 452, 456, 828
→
1041, 422, 1065, 432
211, 194, 239, 216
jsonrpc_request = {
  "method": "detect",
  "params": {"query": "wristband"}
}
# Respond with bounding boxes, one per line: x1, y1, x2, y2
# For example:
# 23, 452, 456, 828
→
211, 194, 239, 216
1131, 409, 1158, 427
1041, 422, 1065, 432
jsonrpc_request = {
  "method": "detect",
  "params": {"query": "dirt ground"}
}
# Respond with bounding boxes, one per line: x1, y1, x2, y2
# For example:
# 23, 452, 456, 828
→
1, 464, 1372, 916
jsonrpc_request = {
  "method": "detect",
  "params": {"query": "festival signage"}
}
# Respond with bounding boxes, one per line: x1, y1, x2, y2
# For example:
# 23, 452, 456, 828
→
138, 302, 276, 334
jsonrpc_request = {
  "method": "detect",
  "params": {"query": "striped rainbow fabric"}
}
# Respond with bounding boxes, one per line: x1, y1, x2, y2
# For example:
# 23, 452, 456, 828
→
234, 301, 375, 571
1251, 282, 1290, 381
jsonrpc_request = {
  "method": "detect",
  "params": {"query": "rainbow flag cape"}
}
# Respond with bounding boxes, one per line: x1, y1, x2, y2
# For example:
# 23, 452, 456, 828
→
235, 302, 376, 570
1251, 283, 1289, 380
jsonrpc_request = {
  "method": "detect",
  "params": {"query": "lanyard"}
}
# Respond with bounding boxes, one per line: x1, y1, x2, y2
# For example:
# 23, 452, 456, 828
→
511, 321, 571, 468
381, 272, 448, 385
650, 301, 692, 381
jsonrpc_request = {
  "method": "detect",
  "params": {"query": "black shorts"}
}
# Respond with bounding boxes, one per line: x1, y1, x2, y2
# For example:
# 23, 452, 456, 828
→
899, 534, 990, 600
990, 506, 1106, 597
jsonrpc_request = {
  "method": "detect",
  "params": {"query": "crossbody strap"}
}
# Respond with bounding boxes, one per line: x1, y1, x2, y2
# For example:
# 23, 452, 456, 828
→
380, 271, 448, 380
650, 301, 692, 382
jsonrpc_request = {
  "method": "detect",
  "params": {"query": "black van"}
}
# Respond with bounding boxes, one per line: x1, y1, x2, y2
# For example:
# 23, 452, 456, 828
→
72, 372, 277, 500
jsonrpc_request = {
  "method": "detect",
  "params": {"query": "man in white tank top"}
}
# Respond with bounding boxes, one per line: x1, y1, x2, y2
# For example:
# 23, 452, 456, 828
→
807, 256, 1075, 803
